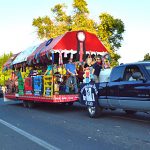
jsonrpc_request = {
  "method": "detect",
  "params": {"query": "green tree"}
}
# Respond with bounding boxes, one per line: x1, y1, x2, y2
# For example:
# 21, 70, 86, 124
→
98, 13, 125, 66
0, 52, 13, 85
32, 16, 54, 39
71, 0, 97, 34
32, 0, 125, 66
32, 4, 71, 38
143, 53, 150, 61
51, 4, 72, 34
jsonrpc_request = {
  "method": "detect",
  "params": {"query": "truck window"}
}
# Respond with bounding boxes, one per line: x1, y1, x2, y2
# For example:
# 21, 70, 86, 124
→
123, 65, 143, 81
143, 64, 150, 76
110, 66, 125, 82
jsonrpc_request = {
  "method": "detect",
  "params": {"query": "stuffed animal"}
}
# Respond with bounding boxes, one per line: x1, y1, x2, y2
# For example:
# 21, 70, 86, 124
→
83, 67, 93, 83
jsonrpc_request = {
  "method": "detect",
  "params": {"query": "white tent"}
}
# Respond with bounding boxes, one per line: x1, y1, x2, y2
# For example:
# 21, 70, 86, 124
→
12, 45, 39, 65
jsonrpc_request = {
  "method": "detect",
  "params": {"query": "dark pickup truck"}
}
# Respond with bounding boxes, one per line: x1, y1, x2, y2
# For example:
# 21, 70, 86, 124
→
80, 61, 150, 118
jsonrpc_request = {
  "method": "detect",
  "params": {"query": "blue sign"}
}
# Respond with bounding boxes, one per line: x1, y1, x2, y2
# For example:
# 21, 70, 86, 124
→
33, 76, 43, 96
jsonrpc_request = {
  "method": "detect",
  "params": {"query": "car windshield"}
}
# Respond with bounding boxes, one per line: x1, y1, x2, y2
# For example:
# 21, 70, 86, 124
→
144, 64, 150, 76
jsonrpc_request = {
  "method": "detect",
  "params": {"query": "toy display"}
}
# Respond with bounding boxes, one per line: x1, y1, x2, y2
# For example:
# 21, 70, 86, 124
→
18, 78, 24, 95
43, 75, 53, 96
33, 76, 43, 96
24, 77, 33, 95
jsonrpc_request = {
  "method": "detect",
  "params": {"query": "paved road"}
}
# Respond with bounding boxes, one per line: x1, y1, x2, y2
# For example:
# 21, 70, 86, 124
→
0, 98, 150, 150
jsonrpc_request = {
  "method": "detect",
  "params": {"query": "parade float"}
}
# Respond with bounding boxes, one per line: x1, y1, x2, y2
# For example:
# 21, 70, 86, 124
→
3, 30, 109, 108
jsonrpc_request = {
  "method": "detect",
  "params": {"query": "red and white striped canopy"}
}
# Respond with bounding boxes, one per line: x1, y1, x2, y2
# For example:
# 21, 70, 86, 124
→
40, 30, 108, 56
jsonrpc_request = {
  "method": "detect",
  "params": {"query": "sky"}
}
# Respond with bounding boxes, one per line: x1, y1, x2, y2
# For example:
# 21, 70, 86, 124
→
0, 0, 150, 63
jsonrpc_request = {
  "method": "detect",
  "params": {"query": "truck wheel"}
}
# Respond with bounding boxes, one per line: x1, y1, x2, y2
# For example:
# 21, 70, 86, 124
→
27, 102, 35, 108
125, 110, 136, 115
87, 106, 103, 118
23, 101, 28, 108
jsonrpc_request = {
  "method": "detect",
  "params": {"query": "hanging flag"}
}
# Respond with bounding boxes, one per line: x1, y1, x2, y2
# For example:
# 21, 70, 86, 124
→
64, 52, 67, 58
51, 51, 54, 64
59, 51, 63, 65
70, 50, 73, 59
79, 42, 83, 62
89, 51, 91, 58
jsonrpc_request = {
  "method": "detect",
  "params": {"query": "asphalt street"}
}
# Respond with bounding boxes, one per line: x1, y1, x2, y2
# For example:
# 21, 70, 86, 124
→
0, 98, 150, 150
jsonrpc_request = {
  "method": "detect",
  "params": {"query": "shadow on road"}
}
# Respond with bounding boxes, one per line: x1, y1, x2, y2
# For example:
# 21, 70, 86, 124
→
1, 98, 150, 124
100, 109, 150, 124
7, 101, 87, 113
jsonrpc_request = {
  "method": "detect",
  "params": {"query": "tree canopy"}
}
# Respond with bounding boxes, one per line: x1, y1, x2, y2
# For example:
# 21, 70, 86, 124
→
0, 52, 13, 86
32, 0, 125, 66
143, 53, 150, 61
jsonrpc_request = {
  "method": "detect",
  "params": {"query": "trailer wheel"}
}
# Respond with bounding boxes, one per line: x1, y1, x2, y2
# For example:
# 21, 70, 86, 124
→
27, 102, 35, 108
87, 105, 103, 118
67, 102, 74, 106
23, 101, 28, 108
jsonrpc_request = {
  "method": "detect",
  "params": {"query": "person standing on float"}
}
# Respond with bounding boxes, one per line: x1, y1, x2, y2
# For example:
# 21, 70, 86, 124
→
92, 57, 103, 83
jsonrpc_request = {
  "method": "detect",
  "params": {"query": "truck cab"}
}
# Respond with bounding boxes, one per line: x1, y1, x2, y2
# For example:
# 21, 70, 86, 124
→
80, 62, 150, 118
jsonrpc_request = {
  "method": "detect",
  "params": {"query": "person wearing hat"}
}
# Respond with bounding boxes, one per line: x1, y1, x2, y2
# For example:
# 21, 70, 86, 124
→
65, 58, 78, 93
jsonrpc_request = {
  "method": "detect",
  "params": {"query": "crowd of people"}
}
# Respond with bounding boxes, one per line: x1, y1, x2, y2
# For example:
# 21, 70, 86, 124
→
4, 55, 110, 94
64, 55, 110, 93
